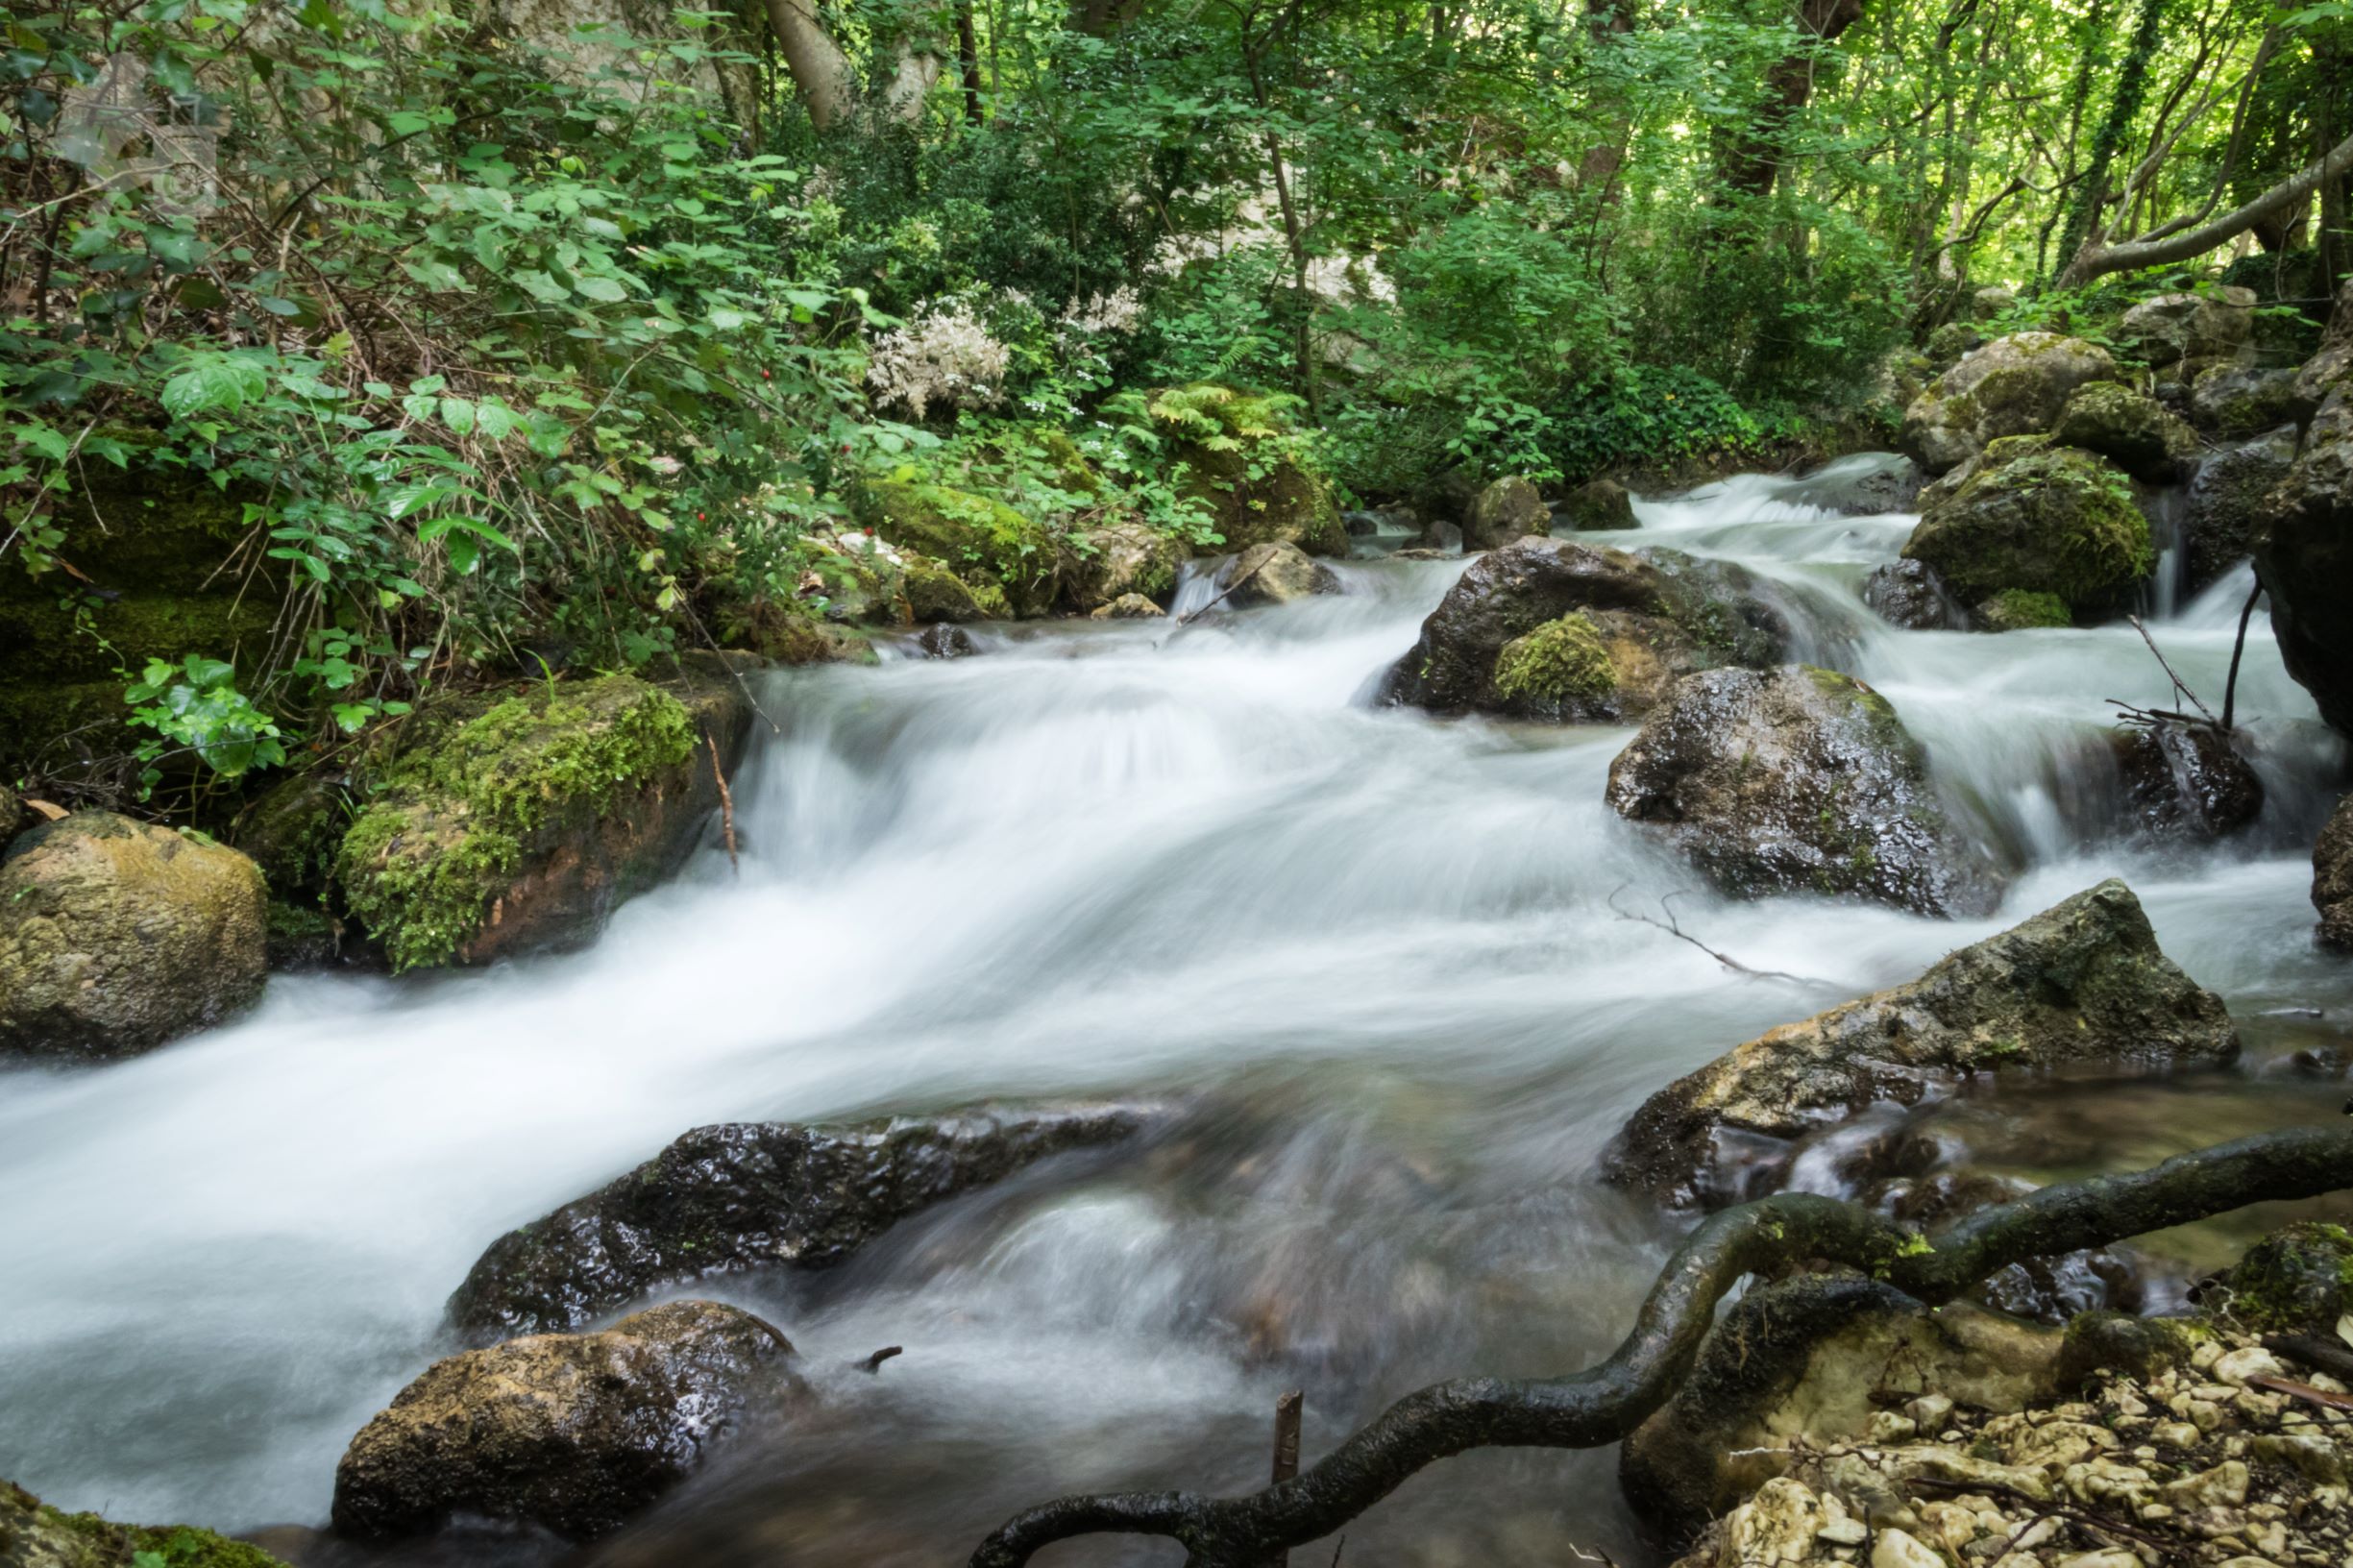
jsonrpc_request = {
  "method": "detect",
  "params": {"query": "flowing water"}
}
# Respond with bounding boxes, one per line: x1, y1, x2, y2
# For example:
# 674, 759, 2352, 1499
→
4, 455, 2351, 1567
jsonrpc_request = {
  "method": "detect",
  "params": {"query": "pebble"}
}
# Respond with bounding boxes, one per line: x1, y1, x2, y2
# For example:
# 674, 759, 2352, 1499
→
1873, 1528, 1947, 1568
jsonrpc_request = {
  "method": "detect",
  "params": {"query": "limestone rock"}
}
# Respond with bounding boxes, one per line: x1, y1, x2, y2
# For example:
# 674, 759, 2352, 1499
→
1559, 477, 1639, 530
1900, 332, 2122, 475
1218, 541, 1336, 607
448, 1103, 1159, 1337
2121, 287, 2256, 368
1605, 665, 2001, 918
0, 813, 267, 1062
2190, 364, 2303, 439
1862, 559, 1969, 630
2112, 720, 2264, 842
1606, 879, 2239, 1204
2049, 382, 2200, 482
1091, 593, 1165, 620
331, 1300, 802, 1540
1902, 444, 2151, 617
1060, 522, 1188, 612
1461, 477, 1550, 551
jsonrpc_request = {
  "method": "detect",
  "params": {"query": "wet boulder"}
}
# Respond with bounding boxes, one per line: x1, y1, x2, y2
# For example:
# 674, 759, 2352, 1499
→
2190, 363, 2303, 440
1217, 541, 1336, 607
2251, 421, 2353, 738
1091, 593, 1164, 620
0, 813, 267, 1062
2183, 426, 2297, 596
1900, 332, 2122, 475
1621, 1272, 2064, 1538
2111, 720, 2263, 841
1377, 537, 1787, 723
1862, 559, 1969, 630
3, 1476, 295, 1567
916, 623, 980, 657
331, 1300, 803, 1540
1604, 665, 2001, 918
1059, 521, 1187, 613
1559, 477, 1638, 530
1871, 1169, 2143, 1324
1774, 453, 1925, 517
1606, 879, 2239, 1205
2203, 1221, 2353, 1335
2292, 279, 2353, 416
2050, 382, 2200, 483
334, 669, 751, 972
1461, 476, 1549, 551
1901, 444, 2152, 621
2120, 287, 2256, 369
449, 1103, 1158, 1337
856, 482, 1060, 617
2315, 795, 2353, 952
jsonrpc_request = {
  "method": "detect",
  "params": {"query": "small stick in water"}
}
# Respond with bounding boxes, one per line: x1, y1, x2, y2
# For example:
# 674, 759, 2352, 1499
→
2221, 579, 2263, 732
2126, 614, 2218, 726
1608, 887, 1832, 988
1269, 1389, 1303, 1568
856, 1345, 904, 1373
706, 732, 739, 871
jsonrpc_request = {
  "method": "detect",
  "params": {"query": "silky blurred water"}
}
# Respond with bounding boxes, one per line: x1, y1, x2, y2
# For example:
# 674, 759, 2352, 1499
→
2, 455, 2347, 1566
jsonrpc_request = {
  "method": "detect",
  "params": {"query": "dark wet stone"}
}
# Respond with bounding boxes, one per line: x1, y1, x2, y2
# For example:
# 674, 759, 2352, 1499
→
2197, 1220, 2353, 1335
2316, 795, 2353, 953
2182, 427, 2295, 596
917, 624, 978, 658
2113, 720, 2264, 841
447, 1103, 1160, 1337
1862, 559, 1969, 630
2254, 429, 2353, 741
1875, 1170, 2143, 1325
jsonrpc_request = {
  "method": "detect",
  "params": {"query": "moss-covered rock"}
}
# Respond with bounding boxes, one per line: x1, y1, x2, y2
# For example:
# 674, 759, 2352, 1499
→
729, 602, 877, 666
2050, 382, 2199, 482
1217, 541, 1335, 607
1902, 444, 2151, 615
0, 812, 267, 1061
1493, 612, 1616, 709
901, 551, 1010, 623
2190, 363, 2303, 439
1899, 332, 2122, 474
1461, 476, 1548, 551
856, 481, 1060, 617
1605, 665, 2002, 918
2206, 1221, 2353, 1335
331, 1300, 807, 1541
2315, 794, 2353, 952
1058, 521, 1188, 612
333, 672, 743, 971
1, 1478, 293, 1568
2120, 287, 2256, 368
233, 770, 353, 900
1975, 588, 2071, 630
2251, 426, 2353, 739
1149, 384, 1347, 556
1559, 477, 1638, 531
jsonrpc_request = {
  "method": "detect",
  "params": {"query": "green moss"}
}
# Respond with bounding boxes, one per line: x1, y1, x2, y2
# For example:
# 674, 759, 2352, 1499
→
1493, 613, 1617, 704
334, 676, 695, 971
1149, 383, 1346, 556
2212, 1222, 2353, 1335
0, 677, 135, 775
857, 481, 1059, 617
3, 1480, 292, 1568
1977, 589, 2072, 631
901, 553, 1010, 623
1904, 446, 2152, 606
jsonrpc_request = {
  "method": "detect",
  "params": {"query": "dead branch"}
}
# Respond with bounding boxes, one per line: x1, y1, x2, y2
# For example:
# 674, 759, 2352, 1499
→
970, 1125, 2353, 1568
706, 733, 739, 872
1607, 887, 1833, 988
1173, 554, 1275, 629
2126, 615, 2218, 725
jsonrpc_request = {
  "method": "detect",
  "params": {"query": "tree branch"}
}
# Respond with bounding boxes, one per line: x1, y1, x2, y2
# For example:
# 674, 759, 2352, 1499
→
2061, 127, 2353, 286
971, 1126, 2353, 1568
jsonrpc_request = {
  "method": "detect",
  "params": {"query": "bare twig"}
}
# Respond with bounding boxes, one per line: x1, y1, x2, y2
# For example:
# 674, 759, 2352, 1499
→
856, 1346, 905, 1373
2222, 579, 2262, 733
1173, 554, 1275, 629
2127, 615, 2218, 725
707, 733, 739, 872
1607, 887, 1832, 988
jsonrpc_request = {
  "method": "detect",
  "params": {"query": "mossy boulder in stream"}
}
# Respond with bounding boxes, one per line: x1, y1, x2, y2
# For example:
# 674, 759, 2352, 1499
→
1605, 665, 2001, 918
1900, 444, 2152, 619
1378, 536, 1788, 723
335, 668, 749, 971
2189, 363, 2303, 439
2, 1478, 293, 1568
2049, 381, 2199, 482
1559, 477, 1638, 530
1899, 331, 2122, 474
448, 1102, 1162, 1337
1058, 521, 1188, 612
856, 481, 1060, 617
0, 812, 267, 1061
1214, 541, 1335, 607
1150, 384, 1347, 556
1460, 476, 1548, 550
2203, 1221, 2353, 1335
332, 1300, 805, 1541
1606, 879, 2240, 1205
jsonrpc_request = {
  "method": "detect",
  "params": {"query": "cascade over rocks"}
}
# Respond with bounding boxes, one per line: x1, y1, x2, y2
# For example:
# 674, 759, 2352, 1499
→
1460, 476, 1549, 550
1772, 453, 1926, 517
1901, 443, 2152, 620
1606, 880, 2239, 1205
331, 1300, 803, 1541
2049, 381, 2200, 482
2111, 720, 2264, 841
1377, 536, 1788, 723
1604, 665, 2001, 918
2183, 426, 2297, 595
449, 1103, 1160, 1337
1899, 332, 2122, 475
0, 812, 267, 1062
1217, 541, 1336, 606
2314, 795, 2353, 951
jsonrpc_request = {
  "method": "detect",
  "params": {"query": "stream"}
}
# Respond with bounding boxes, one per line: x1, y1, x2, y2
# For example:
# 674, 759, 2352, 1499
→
4, 455, 2350, 1567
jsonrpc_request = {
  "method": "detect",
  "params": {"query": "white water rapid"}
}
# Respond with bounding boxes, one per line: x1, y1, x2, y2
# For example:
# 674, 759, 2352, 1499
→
3, 455, 2348, 1566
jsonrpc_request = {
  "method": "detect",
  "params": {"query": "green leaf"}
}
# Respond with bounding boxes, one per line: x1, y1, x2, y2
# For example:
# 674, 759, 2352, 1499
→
574, 276, 628, 304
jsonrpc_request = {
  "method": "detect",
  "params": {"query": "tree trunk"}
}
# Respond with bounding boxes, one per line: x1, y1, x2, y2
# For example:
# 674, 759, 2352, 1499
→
956, 1, 983, 125
2060, 127, 2353, 285
1721, 0, 1866, 200
764, 0, 856, 132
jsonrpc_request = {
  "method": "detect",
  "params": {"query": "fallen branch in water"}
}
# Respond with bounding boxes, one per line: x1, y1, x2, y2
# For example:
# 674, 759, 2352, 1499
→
1607, 887, 1831, 988
1171, 554, 1273, 630
2126, 614, 2219, 727
969, 1125, 2353, 1568
706, 732, 739, 872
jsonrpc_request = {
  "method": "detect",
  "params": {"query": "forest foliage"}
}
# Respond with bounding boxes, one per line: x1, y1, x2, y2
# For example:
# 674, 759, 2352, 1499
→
0, 0, 2347, 790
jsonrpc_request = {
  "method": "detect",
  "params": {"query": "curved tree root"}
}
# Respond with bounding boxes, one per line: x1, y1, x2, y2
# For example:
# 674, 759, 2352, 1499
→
971, 1125, 2353, 1568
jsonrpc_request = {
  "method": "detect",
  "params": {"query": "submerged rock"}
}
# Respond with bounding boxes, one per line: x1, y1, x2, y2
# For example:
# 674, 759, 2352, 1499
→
0, 813, 267, 1062
1861, 559, 1968, 630
2183, 425, 2297, 596
1622, 1273, 2063, 1537
334, 668, 751, 972
1901, 443, 2152, 619
1461, 476, 1549, 551
916, 623, 980, 657
1559, 477, 1639, 530
1605, 665, 2000, 918
449, 1103, 1158, 1337
2, 1476, 293, 1567
1775, 454, 1925, 517
1606, 880, 2239, 1205
331, 1300, 802, 1541
1377, 537, 1787, 723
2112, 720, 2264, 841
1218, 541, 1336, 606
2049, 381, 2199, 482
1900, 332, 2121, 474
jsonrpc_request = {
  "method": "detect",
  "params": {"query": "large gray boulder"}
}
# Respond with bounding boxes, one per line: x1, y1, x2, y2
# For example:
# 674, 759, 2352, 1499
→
0, 812, 267, 1061
1605, 666, 2001, 918
448, 1103, 1158, 1337
1377, 537, 1787, 724
1605, 880, 2239, 1205
1461, 476, 1550, 551
2182, 426, 2297, 596
1899, 332, 2121, 474
1861, 559, 1969, 630
1059, 521, 1188, 612
2120, 287, 2256, 368
2190, 363, 2303, 439
331, 1300, 803, 1540
2049, 381, 2199, 483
